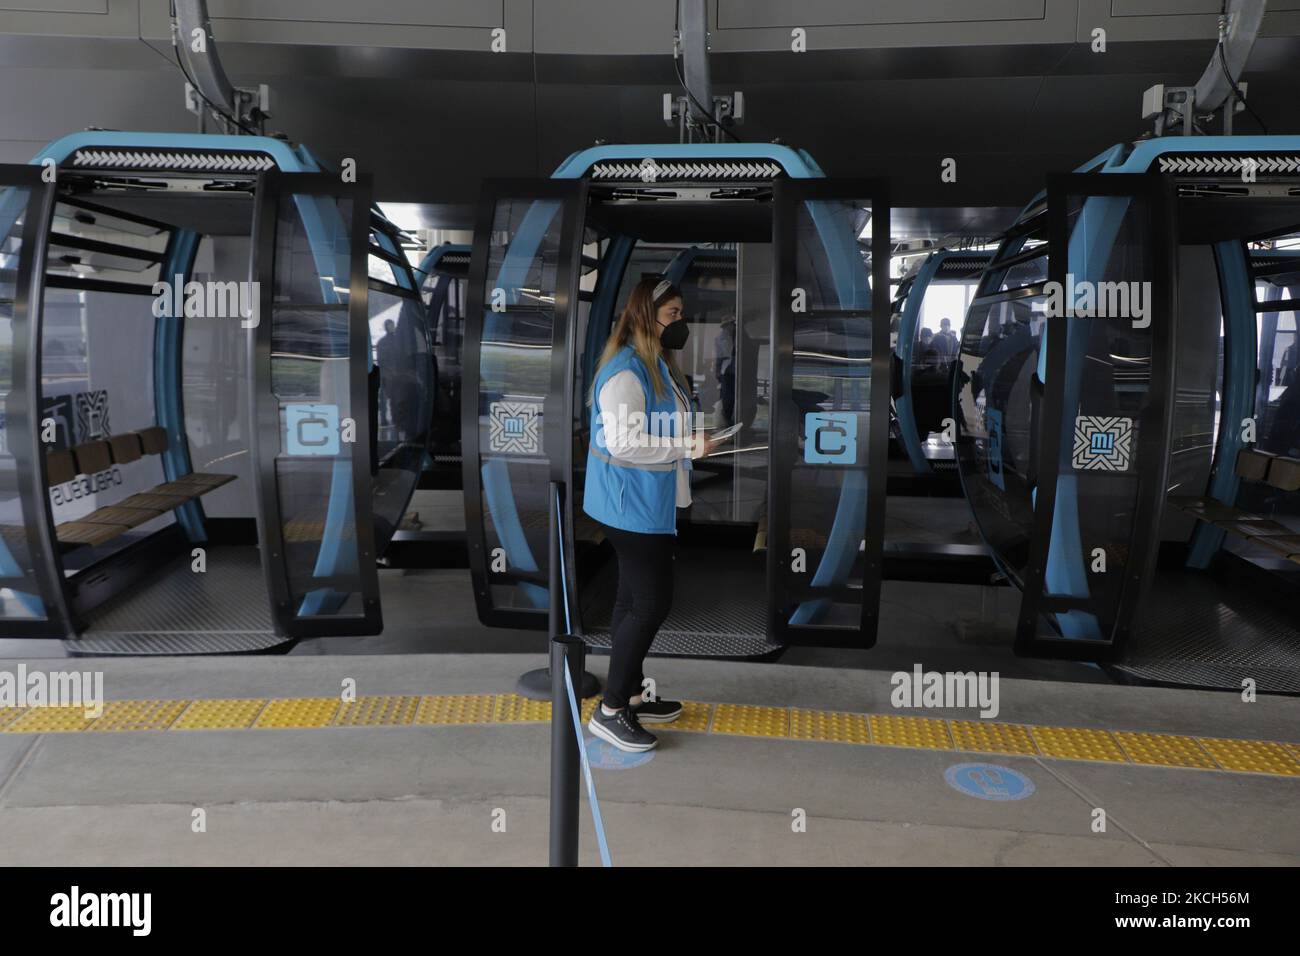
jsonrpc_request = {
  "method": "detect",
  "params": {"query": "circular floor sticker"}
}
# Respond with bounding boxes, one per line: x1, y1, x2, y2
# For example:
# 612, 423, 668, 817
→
944, 763, 1035, 801
585, 736, 656, 770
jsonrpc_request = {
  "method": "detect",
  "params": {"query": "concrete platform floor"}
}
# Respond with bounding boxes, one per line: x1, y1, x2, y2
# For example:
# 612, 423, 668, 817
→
0, 654, 1296, 866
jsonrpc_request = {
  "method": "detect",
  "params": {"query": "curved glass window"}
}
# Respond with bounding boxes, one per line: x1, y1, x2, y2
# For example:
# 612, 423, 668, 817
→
471, 195, 566, 616
955, 227, 1049, 584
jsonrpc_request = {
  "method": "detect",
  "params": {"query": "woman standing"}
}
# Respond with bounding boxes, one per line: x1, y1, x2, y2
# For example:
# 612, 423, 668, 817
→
583, 277, 720, 752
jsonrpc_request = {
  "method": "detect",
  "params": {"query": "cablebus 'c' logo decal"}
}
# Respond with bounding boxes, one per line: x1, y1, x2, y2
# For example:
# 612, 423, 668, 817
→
804, 412, 857, 464
286, 403, 340, 456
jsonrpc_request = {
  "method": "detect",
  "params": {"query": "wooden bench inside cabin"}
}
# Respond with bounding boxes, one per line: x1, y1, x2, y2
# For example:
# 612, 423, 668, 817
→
1167, 448, 1300, 564
47, 425, 237, 549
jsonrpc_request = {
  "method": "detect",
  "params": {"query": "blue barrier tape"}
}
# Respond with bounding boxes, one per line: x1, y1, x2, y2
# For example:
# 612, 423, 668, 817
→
562, 663, 612, 867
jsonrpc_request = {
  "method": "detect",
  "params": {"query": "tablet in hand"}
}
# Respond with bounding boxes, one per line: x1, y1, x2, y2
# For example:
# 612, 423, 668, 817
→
701, 423, 743, 442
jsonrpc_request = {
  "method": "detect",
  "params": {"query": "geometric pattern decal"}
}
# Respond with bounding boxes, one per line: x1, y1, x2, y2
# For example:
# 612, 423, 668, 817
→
1072, 415, 1133, 472
488, 400, 542, 455
40, 390, 113, 449
75, 389, 110, 441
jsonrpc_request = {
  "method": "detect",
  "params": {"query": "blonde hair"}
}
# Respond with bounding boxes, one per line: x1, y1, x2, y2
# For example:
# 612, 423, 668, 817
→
592, 276, 687, 401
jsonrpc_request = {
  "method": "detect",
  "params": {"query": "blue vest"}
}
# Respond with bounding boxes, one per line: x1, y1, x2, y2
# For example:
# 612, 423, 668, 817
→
583, 346, 689, 535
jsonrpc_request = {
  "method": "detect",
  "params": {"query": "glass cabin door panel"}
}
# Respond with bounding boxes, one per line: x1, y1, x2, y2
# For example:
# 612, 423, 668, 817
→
770, 179, 890, 647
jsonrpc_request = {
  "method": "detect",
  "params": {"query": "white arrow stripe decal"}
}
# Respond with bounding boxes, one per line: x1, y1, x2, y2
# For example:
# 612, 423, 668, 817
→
1157, 153, 1300, 174
590, 159, 784, 180
69, 149, 277, 172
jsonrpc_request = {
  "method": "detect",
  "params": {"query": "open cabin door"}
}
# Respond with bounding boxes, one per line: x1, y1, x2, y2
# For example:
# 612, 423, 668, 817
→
251, 172, 382, 637
0, 166, 71, 638
769, 179, 890, 647
461, 180, 586, 629
1016, 172, 1177, 659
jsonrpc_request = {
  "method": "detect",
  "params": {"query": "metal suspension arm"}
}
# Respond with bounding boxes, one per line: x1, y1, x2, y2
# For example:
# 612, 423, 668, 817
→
664, 0, 743, 143
678, 0, 714, 130
1191, 0, 1266, 117
172, 0, 268, 134
1142, 0, 1267, 135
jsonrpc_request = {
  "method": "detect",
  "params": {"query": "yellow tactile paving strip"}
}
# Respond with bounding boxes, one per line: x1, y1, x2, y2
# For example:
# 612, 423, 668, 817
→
253, 697, 340, 729
494, 694, 552, 724
90, 699, 191, 733
173, 698, 267, 731
713, 703, 790, 738
1115, 731, 1218, 769
664, 700, 714, 733
1197, 737, 1299, 776
791, 708, 871, 744
0, 693, 1295, 778
415, 694, 498, 725
870, 713, 953, 750
948, 719, 1037, 756
1031, 725, 1129, 763
5, 705, 98, 734
336, 695, 420, 727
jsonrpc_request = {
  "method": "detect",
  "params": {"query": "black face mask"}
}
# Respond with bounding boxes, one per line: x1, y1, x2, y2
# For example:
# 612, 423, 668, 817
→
659, 318, 689, 350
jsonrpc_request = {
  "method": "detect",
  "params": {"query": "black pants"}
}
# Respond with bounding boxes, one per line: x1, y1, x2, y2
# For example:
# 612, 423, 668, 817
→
601, 523, 676, 709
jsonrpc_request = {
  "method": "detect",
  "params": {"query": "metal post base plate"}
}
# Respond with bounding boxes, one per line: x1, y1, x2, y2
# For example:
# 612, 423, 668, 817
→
517, 666, 601, 701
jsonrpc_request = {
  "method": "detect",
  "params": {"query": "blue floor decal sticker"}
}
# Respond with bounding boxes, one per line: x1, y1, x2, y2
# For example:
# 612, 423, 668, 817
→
944, 763, 1036, 801
585, 735, 656, 770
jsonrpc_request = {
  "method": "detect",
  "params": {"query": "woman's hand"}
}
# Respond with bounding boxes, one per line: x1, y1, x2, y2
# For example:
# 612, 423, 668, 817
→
689, 432, 725, 460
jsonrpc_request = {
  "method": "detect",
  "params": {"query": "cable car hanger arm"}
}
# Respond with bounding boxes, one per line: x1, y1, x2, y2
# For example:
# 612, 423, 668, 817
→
171, 0, 269, 136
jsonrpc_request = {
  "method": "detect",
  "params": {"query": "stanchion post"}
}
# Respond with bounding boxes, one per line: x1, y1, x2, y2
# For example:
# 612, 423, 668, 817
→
550, 634, 584, 866
516, 480, 600, 700
548, 480, 562, 639
549, 479, 583, 866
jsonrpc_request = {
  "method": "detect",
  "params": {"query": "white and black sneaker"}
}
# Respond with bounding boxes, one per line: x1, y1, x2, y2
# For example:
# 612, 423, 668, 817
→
588, 703, 658, 753
631, 697, 683, 723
